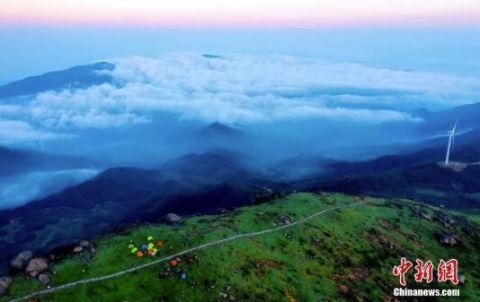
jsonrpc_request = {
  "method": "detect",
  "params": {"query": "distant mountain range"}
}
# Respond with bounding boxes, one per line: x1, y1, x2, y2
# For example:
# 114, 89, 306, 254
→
297, 128, 480, 208
0, 62, 114, 99
0, 149, 283, 273
419, 102, 480, 134
307, 163, 480, 208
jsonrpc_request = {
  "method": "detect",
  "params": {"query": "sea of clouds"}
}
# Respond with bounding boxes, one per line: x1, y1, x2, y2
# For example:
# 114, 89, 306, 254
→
2, 53, 480, 143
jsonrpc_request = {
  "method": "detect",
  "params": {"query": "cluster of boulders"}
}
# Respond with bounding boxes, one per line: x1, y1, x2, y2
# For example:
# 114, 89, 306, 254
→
10, 250, 33, 270
411, 206, 433, 221
434, 212, 460, 246
11, 251, 50, 281
410, 207, 464, 246
437, 213, 457, 229
439, 233, 459, 246
0, 239, 98, 296
72, 240, 96, 255
0, 251, 52, 295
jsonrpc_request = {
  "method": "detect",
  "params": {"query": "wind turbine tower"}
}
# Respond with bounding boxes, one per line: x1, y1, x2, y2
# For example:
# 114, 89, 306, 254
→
444, 122, 457, 165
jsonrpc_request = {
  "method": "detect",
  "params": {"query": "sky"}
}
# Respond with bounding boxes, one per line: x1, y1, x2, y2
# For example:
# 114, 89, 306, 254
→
2, 0, 480, 27
1, 1, 480, 83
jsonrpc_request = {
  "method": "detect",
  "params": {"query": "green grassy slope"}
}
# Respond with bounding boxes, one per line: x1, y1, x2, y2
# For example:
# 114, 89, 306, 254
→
3, 193, 479, 301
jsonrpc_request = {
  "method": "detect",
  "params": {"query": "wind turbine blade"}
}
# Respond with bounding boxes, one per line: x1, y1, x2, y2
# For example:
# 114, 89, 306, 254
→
452, 133, 455, 153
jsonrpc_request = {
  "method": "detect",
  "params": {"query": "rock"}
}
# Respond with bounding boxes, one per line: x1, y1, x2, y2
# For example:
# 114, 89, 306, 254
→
10, 258, 24, 270
311, 237, 321, 245
79, 240, 90, 248
277, 215, 293, 225
437, 213, 457, 228
338, 284, 350, 295
25, 258, 48, 277
165, 213, 183, 225
38, 274, 50, 286
0, 276, 13, 295
420, 211, 432, 221
10, 250, 33, 270
439, 233, 458, 246
73, 246, 83, 253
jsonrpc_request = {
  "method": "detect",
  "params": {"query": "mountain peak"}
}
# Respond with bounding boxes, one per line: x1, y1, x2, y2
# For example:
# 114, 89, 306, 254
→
198, 122, 243, 138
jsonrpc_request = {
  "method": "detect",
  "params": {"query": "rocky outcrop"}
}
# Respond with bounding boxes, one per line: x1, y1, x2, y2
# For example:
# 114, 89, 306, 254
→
165, 213, 183, 225
276, 215, 293, 226
10, 250, 33, 270
73, 246, 83, 253
79, 240, 90, 248
72, 240, 93, 253
0, 276, 12, 295
439, 233, 458, 246
25, 258, 48, 277
38, 274, 51, 286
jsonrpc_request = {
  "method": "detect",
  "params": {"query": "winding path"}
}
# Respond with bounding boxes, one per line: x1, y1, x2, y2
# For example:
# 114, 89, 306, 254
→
9, 200, 370, 302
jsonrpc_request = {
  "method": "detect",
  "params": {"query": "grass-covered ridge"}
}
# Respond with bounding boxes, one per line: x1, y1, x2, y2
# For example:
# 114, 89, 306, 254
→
3, 193, 479, 301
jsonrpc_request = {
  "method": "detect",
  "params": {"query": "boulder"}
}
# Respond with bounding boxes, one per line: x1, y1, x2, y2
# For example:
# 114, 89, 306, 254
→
73, 246, 83, 253
311, 237, 321, 245
10, 250, 33, 270
439, 233, 458, 246
25, 258, 48, 277
37, 274, 50, 286
79, 240, 90, 248
338, 284, 350, 295
165, 213, 183, 225
0, 276, 13, 295
420, 211, 433, 221
276, 215, 293, 226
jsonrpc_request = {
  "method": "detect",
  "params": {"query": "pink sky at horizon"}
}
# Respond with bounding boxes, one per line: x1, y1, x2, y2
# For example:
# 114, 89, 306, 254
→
2, 0, 480, 27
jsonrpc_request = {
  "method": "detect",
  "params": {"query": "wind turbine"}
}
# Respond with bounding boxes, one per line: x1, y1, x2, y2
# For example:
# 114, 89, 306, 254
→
444, 122, 457, 165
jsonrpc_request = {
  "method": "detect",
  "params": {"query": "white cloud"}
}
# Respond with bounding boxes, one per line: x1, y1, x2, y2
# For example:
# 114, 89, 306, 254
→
0, 119, 59, 144
0, 105, 24, 115
25, 54, 480, 128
